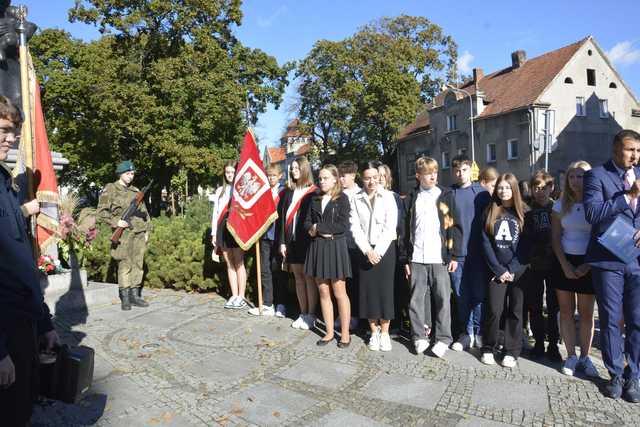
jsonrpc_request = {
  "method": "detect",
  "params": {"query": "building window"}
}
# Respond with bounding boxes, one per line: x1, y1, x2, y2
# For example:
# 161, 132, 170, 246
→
441, 151, 450, 169
576, 97, 586, 116
507, 139, 519, 160
486, 143, 496, 163
587, 69, 596, 86
446, 115, 457, 131
599, 99, 609, 118
609, 82, 617, 89
564, 77, 573, 84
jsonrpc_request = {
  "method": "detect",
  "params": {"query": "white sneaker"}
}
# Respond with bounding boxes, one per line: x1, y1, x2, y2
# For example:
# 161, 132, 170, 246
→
415, 339, 430, 354
248, 305, 275, 316
379, 332, 392, 352
501, 355, 517, 368
481, 352, 496, 365
451, 342, 463, 352
368, 330, 380, 351
233, 297, 247, 309
431, 341, 448, 358
578, 356, 600, 378
561, 355, 578, 376
451, 334, 473, 352
275, 304, 286, 318
300, 314, 315, 330
291, 315, 305, 329
224, 296, 238, 309
474, 335, 483, 348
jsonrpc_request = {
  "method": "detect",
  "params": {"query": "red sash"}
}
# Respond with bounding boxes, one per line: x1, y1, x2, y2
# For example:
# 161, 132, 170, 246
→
285, 185, 316, 234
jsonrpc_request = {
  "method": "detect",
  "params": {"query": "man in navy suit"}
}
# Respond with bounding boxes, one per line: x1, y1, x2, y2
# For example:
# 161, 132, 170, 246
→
584, 129, 640, 402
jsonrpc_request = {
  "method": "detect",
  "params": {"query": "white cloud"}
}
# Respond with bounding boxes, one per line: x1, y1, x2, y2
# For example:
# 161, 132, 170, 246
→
607, 41, 640, 66
457, 51, 474, 75
257, 5, 288, 28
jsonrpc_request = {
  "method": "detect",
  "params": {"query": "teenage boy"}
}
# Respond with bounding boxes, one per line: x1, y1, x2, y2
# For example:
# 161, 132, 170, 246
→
523, 170, 561, 360
249, 164, 287, 317
401, 156, 462, 358
449, 155, 491, 351
338, 160, 361, 330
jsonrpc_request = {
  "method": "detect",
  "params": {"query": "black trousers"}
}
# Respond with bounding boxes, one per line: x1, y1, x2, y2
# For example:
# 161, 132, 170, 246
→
522, 268, 559, 345
347, 247, 360, 318
259, 239, 287, 307
482, 275, 525, 358
0, 315, 38, 427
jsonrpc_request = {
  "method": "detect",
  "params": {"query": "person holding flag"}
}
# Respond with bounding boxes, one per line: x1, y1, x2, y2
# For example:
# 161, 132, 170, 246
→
211, 160, 248, 310
278, 156, 318, 330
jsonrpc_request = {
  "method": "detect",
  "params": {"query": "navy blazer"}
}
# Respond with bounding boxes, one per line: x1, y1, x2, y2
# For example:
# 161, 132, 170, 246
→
584, 159, 640, 270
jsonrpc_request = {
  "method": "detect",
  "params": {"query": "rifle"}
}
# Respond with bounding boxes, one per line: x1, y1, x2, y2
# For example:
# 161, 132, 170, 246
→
110, 180, 154, 244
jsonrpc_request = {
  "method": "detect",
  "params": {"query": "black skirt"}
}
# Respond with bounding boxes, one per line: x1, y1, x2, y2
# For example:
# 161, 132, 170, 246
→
285, 238, 310, 265
553, 253, 594, 294
358, 244, 396, 320
304, 235, 352, 280
216, 218, 239, 250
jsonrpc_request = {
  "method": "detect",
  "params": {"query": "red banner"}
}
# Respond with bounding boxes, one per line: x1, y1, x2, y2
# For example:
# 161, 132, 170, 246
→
226, 130, 278, 250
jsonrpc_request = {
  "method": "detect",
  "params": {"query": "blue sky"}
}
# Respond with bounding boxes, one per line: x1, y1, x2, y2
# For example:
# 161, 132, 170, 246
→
23, 0, 640, 152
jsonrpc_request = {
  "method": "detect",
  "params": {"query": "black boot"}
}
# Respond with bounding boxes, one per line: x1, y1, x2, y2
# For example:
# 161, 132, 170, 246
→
130, 287, 149, 308
119, 288, 132, 311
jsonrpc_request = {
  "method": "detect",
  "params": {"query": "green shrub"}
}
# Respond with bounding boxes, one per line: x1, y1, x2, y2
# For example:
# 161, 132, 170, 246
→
84, 197, 259, 295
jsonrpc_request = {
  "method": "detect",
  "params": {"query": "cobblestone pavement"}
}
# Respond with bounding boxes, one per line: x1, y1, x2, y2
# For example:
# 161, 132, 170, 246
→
32, 289, 640, 426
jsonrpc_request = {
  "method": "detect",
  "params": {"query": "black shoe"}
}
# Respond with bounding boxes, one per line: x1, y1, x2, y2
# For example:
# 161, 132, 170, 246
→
129, 287, 149, 308
316, 338, 332, 347
119, 288, 132, 311
531, 343, 545, 359
604, 376, 624, 399
623, 378, 640, 403
337, 339, 351, 349
546, 343, 562, 362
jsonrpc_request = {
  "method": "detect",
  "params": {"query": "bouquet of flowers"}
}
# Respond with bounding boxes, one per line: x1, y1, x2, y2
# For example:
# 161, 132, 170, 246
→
58, 193, 98, 268
37, 254, 61, 275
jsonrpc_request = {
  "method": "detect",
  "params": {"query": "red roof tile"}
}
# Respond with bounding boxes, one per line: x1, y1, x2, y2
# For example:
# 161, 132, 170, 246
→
267, 147, 286, 163
396, 108, 431, 142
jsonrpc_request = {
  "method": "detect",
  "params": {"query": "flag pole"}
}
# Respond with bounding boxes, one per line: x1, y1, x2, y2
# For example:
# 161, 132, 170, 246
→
17, 6, 38, 257
255, 240, 264, 314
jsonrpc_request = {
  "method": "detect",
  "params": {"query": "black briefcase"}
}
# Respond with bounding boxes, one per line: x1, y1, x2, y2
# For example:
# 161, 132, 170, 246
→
40, 345, 95, 404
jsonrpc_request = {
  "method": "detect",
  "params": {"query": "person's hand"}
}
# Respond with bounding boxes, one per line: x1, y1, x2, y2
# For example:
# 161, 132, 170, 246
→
574, 264, 590, 278
498, 271, 513, 283
561, 263, 577, 280
117, 219, 129, 228
22, 199, 39, 216
366, 250, 381, 265
280, 244, 287, 258
42, 330, 60, 352
629, 179, 640, 200
308, 224, 317, 237
404, 264, 411, 280
447, 260, 458, 273
0, 356, 15, 389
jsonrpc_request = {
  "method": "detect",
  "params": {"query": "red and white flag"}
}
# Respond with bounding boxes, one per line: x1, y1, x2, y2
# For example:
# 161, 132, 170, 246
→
226, 130, 278, 250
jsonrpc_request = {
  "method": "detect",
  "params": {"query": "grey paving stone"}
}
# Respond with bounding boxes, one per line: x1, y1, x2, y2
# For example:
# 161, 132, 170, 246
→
456, 415, 514, 426
214, 382, 316, 426
91, 375, 156, 417
182, 350, 260, 384
129, 310, 196, 329
177, 316, 243, 337
106, 410, 199, 426
308, 408, 391, 427
362, 372, 448, 410
278, 356, 359, 390
471, 379, 549, 412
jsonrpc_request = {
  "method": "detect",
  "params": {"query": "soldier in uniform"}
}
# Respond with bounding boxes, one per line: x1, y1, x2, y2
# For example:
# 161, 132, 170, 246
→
97, 160, 151, 310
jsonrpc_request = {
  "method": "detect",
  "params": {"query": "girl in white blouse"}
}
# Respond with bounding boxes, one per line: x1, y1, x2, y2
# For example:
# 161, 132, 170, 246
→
350, 161, 398, 351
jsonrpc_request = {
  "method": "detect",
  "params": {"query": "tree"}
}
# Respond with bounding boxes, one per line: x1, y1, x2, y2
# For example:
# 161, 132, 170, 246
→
29, 1, 292, 213
295, 15, 457, 164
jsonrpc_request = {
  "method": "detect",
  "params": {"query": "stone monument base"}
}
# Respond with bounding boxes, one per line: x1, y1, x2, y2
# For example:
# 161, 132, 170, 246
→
41, 270, 119, 315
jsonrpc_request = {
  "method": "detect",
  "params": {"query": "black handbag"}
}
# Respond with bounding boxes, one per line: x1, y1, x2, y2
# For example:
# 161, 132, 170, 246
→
39, 344, 95, 404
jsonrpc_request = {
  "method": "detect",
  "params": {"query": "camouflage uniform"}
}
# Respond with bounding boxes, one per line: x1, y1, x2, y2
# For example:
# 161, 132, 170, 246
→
97, 181, 151, 291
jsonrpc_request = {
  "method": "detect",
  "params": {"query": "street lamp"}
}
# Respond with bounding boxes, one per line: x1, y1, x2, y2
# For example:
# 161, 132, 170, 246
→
445, 84, 475, 163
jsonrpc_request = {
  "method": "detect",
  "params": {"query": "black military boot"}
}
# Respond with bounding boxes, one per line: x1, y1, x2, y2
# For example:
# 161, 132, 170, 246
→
119, 288, 132, 311
130, 287, 149, 308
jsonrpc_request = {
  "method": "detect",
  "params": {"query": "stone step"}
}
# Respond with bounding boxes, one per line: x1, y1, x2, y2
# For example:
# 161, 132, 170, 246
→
45, 281, 119, 316
41, 270, 88, 293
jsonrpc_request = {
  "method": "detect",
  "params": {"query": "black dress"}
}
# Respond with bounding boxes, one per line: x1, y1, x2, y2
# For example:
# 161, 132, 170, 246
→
304, 192, 352, 280
278, 187, 315, 264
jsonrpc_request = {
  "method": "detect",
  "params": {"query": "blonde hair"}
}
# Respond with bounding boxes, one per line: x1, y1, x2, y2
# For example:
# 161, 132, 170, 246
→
319, 164, 342, 200
560, 161, 591, 216
479, 166, 498, 183
415, 156, 438, 175
484, 173, 526, 236
288, 156, 314, 190
378, 163, 393, 190
267, 163, 282, 174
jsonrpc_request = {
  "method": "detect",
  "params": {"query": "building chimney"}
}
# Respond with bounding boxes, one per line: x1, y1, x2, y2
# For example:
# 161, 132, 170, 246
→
473, 68, 484, 83
511, 50, 526, 69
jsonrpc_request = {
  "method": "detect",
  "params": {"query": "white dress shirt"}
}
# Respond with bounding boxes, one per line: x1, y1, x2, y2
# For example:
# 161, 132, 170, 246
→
412, 186, 443, 264
350, 188, 398, 257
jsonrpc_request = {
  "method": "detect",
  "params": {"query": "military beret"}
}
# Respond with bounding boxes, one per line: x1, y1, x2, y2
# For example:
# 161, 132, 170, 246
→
115, 160, 135, 175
